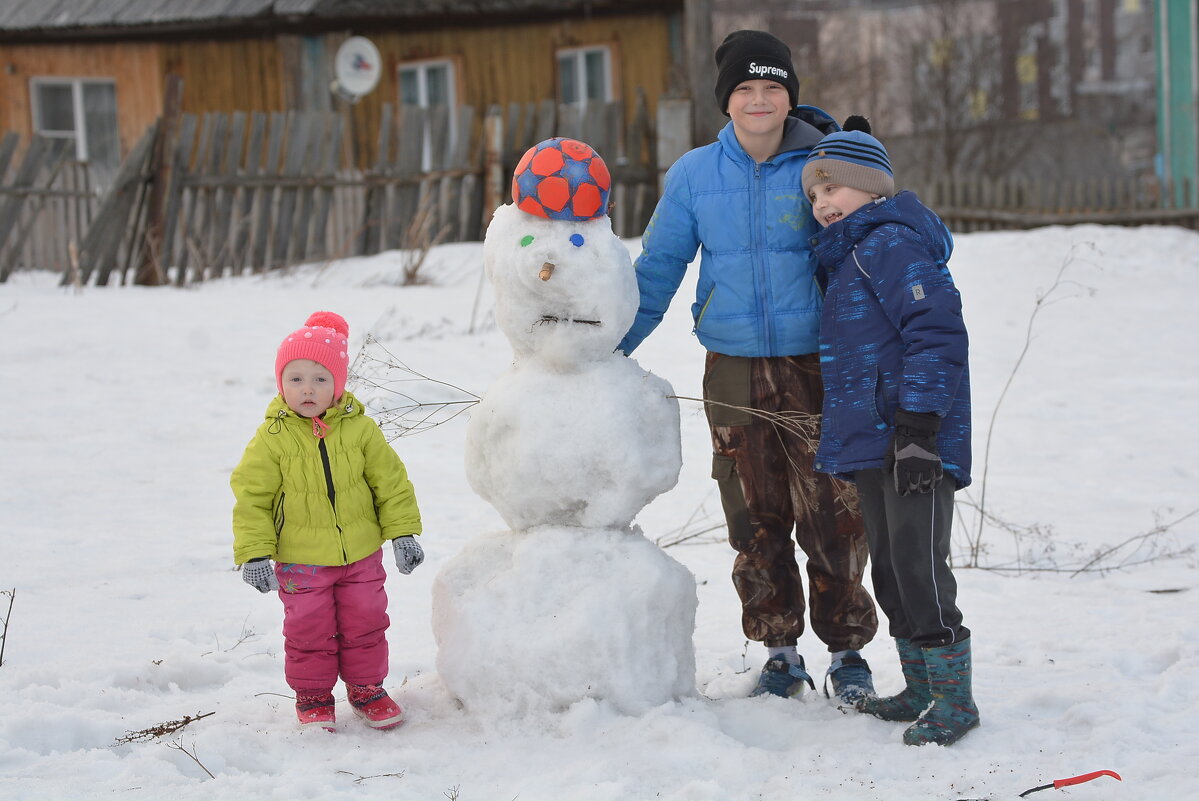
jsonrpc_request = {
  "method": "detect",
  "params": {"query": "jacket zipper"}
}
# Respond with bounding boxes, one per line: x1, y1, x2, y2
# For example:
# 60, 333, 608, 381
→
317, 438, 349, 564
751, 160, 775, 354
694, 286, 715, 333
273, 492, 286, 539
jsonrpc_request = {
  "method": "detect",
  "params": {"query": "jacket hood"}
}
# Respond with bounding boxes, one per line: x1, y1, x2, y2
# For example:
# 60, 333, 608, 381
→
265, 390, 365, 425
717, 104, 839, 164
812, 190, 953, 268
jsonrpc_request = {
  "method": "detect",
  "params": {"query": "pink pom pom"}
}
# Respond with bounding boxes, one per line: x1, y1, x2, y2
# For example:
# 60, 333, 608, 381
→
305, 311, 348, 337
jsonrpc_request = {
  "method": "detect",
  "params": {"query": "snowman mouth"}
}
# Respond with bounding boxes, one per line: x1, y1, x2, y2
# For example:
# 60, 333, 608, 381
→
537, 314, 601, 326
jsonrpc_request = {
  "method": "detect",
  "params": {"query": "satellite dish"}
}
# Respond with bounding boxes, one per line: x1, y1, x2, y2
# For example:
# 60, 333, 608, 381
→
331, 36, 381, 102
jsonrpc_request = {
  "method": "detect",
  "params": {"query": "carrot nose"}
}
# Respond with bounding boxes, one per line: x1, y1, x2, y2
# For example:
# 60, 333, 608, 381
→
539, 262, 555, 281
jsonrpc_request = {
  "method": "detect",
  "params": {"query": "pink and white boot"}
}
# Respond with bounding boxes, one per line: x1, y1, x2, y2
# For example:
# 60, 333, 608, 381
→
346, 683, 404, 730
295, 691, 336, 731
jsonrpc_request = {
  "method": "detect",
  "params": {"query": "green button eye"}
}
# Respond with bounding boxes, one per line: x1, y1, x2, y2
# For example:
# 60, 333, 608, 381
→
520, 235, 534, 247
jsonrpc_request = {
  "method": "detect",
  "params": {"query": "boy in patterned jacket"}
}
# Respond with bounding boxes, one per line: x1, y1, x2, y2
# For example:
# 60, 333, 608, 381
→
618, 30, 878, 703
803, 120, 979, 745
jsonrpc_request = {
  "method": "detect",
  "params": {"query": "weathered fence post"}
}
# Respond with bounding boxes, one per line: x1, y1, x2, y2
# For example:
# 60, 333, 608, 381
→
138, 74, 183, 286
74, 123, 158, 286
231, 111, 267, 273
655, 98, 691, 194
164, 113, 198, 285
359, 103, 393, 255
482, 105, 505, 227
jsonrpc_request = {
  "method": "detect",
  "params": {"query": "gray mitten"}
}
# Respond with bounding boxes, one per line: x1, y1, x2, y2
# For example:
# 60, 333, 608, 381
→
242, 558, 279, 593
392, 535, 424, 575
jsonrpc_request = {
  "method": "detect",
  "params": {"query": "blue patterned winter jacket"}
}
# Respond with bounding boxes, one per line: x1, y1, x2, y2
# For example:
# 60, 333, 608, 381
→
810, 191, 972, 488
618, 109, 838, 356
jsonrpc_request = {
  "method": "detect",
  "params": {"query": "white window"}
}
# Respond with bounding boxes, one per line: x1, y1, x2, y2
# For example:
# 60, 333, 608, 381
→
557, 45, 613, 106
30, 78, 120, 169
398, 59, 457, 171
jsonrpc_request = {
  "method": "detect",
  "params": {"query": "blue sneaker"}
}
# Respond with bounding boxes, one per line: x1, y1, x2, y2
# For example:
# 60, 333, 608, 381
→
750, 656, 816, 699
824, 651, 875, 704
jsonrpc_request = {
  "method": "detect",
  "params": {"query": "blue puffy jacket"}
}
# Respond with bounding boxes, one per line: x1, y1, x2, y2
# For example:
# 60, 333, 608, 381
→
618, 108, 838, 356
810, 191, 972, 488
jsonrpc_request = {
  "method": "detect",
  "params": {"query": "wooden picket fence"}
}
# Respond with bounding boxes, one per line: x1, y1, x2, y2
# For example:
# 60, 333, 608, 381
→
0, 133, 100, 282
31, 93, 659, 286
4, 94, 1199, 285
909, 174, 1199, 232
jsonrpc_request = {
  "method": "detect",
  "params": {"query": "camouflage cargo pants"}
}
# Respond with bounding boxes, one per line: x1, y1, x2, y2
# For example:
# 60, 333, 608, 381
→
703, 352, 878, 651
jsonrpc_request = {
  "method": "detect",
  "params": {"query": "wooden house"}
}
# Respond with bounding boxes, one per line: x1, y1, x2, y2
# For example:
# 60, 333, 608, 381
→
0, 0, 686, 169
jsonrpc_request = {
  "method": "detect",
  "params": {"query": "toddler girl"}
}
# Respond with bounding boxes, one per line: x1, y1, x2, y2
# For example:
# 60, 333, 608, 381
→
231, 311, 424, 730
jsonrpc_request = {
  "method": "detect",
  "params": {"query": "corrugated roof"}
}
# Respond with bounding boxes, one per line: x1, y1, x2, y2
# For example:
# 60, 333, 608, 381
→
0, 0, 657, 32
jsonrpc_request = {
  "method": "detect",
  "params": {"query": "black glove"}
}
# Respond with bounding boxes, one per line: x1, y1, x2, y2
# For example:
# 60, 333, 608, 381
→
886, 409, 943, 496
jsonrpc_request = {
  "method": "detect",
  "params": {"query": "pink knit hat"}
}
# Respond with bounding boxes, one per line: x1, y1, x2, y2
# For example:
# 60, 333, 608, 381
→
275, 311, 351, 400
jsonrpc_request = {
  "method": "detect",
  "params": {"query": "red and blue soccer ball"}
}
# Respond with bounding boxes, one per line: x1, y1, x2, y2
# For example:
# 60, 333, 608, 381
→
511, 137, 611, 222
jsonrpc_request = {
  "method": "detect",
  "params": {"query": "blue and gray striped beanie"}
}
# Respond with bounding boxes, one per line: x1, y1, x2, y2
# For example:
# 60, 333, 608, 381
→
802, 124, 895, 199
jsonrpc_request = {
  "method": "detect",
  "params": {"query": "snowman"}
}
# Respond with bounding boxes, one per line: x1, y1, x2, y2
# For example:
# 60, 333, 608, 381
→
431, 138, 698, 716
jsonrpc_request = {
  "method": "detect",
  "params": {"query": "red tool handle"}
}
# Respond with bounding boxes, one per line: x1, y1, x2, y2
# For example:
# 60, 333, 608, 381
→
1054, 770, 1122, 789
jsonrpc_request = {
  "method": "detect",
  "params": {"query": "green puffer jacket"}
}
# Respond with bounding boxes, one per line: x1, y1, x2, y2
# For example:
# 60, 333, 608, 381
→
231, 391, 421, 566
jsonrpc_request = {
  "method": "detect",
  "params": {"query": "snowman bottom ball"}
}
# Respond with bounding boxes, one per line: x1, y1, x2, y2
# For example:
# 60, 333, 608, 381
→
431, 525, 698, 716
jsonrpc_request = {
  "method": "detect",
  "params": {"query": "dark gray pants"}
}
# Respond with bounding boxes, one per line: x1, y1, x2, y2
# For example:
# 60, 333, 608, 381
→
855, 468, 968, 648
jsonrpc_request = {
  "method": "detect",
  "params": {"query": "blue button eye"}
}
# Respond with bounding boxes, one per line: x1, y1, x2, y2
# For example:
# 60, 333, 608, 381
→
570, 234, 584, 247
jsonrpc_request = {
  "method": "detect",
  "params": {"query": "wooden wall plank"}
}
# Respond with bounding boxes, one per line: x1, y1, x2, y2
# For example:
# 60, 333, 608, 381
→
231, 111, 266, 274
271, 111, 311, 268
251, 111, 287, 271
309, 113, 343, 262
164, 113, 198, 285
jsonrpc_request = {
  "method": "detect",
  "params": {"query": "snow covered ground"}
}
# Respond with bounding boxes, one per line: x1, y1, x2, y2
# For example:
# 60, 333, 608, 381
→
1, 223, 1196, 800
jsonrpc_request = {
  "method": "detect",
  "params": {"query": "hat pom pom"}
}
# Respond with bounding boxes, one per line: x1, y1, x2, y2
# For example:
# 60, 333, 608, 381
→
842, 115, 872, 134
305, 311, 349, 337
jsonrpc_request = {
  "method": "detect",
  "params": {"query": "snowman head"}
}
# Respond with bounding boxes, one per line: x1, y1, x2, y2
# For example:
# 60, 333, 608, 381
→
484, 201, 637, 369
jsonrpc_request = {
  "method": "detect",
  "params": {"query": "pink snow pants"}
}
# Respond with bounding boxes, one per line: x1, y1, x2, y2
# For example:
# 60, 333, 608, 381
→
274, 549, 390, 692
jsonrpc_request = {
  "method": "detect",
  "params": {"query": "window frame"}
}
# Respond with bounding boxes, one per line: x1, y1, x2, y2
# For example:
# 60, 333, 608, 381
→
556, 44, 615, 107
397, 57, 459, 171
29, 76, 119, 165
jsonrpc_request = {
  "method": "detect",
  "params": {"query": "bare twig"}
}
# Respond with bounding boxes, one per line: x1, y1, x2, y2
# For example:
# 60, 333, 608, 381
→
349, 335, 480, 440
0, 588, 13, 667
1070, 507, 1198, 577
165, 737, 215, 779
967, 242, 1095, 566
657, 522, 728, 549
444, 785, 462, 801
309, 218, 374, 287
737, 640, 752, 674
337, 770, 406, 784
399, 206, 453, 286
112, 712, 215, 745
655, 491, 727, 549
66, 241, 83, 293
668, 394, 859, 514
224, 615, 260, 652
950, 500, 1196, 575
200, 615, 261, 657
668, 395, 820, 448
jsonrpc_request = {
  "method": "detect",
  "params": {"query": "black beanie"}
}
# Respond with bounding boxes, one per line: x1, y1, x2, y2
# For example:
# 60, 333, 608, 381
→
714, 30, 800, 116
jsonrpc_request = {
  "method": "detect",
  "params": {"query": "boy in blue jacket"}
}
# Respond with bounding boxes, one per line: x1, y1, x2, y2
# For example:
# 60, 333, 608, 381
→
802, 120, 979, 745
618, 30, 878, 703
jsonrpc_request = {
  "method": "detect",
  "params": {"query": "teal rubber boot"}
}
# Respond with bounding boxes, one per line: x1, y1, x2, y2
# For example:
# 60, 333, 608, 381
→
903, 638, 980, 746
857, 638, 931, 722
